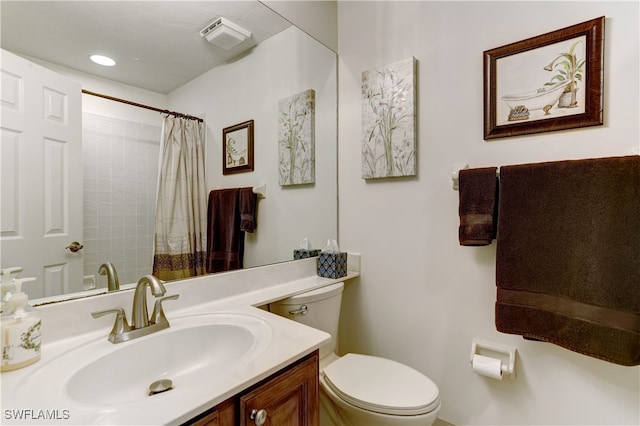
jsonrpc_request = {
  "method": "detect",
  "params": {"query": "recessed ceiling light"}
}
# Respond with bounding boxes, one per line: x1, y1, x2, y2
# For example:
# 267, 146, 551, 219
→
89, 54, 116, 66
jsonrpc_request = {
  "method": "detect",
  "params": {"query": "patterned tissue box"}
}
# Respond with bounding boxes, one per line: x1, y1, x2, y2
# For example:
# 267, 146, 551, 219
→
317, 252, 347, 278
293, 249, 322, 260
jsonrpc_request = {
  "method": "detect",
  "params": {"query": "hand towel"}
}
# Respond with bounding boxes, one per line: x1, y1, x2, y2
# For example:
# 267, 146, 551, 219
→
495, 156, 640, 366
458, 167, 499, 246
206, 189, 244, 273
239, 187, 257, 233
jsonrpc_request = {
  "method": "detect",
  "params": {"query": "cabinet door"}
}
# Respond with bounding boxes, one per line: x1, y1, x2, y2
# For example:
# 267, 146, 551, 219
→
240, 352, 319, 426
187, 398, 235, 426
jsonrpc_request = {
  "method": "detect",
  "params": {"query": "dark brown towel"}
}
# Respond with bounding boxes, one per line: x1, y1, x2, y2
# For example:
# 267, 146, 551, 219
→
458, 167, 498, 246
206, 189, 244, 273
495, 156, 640, 366
239, 187, 257, 233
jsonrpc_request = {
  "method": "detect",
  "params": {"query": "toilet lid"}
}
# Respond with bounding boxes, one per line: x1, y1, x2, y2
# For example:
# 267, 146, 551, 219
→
321, 353, 440, 416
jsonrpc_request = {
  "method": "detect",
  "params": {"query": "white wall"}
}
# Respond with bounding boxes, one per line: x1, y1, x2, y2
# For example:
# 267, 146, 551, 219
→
336, 2, 639, 425
168, 26, 338, 268
261, 0, 338, 52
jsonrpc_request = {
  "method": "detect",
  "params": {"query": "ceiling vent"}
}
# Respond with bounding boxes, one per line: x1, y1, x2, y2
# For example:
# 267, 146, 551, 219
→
200, 17, 251, 50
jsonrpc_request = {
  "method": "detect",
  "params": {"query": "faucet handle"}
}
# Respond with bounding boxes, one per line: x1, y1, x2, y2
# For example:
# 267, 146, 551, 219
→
150, 294, 179, 325
92, 308, 132, 339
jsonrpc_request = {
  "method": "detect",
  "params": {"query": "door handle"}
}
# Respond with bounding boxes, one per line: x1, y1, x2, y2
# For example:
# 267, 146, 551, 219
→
65, 241, 84, 252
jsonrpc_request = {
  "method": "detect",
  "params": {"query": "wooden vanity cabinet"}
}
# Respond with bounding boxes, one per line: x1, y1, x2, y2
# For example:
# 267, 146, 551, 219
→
184, 350, 319, 426
239, 350, 319, 426
188, 399, 235, 426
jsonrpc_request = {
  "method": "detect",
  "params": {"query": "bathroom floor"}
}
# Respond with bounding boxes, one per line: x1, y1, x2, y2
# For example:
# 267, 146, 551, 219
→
434, 419, 456, 426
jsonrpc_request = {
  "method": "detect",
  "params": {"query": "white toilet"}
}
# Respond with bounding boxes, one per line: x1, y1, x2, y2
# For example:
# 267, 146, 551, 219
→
270, 282, 441, 426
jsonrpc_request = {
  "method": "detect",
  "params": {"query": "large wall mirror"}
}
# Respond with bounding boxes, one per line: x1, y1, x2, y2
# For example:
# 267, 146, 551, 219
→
0, 1, 337, 303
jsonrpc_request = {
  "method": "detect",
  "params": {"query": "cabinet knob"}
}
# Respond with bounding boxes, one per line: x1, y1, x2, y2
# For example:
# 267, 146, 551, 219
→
250, 408, 268, 425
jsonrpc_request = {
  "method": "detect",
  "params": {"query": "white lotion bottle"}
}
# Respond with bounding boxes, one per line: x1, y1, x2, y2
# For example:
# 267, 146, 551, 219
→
1, 277, 42, 372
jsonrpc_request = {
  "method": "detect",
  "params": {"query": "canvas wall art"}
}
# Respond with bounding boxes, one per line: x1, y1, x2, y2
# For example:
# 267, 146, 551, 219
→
278, 89, 315, 186
362, 57, 417, 179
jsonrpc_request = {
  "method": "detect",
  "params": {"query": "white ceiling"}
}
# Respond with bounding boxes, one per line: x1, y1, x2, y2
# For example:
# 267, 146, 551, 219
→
0, 1, 291, 94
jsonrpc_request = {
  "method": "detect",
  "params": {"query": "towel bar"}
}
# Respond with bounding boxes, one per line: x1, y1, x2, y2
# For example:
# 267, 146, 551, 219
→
252, 183, 266, 199
451, 163, 469, 190
451, 163, 499, 190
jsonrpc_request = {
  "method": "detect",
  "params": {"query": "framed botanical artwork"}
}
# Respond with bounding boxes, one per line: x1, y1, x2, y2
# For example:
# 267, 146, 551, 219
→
484, 16, 604, 140
362, 57, 417, 179
278, 89, 315, 186
223, 120, 254, 174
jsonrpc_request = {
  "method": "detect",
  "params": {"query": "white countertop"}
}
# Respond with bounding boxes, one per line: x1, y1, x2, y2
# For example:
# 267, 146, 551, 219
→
1, 256, 360, 425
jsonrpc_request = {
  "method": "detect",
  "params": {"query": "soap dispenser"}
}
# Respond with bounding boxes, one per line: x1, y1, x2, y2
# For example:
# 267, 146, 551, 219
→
1, 277, 42, 372
0, 267, 23, 310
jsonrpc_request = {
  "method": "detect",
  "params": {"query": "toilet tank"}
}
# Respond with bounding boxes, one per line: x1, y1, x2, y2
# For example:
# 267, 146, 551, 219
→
270, 282, 344, 358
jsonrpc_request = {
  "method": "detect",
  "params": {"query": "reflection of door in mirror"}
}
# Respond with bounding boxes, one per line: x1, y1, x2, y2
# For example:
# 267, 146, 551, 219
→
1, 50, 83, 299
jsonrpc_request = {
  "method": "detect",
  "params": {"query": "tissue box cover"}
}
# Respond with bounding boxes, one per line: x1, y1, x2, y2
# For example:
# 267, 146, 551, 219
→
294, 249, 321, 260
317, 252, 347, 278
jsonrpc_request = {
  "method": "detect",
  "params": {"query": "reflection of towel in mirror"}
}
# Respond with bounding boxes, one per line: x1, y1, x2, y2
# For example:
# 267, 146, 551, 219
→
495, 156, 640, 366
239, 187, 257, 233
206, 189, 243, 273
458, 167, 498, 246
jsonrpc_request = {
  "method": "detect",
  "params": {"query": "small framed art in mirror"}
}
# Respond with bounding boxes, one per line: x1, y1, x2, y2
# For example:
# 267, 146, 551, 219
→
223, 119, 254, 174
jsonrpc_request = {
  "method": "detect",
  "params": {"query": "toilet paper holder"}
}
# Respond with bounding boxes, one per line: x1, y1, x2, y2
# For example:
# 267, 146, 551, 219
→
470, 339, 517, 379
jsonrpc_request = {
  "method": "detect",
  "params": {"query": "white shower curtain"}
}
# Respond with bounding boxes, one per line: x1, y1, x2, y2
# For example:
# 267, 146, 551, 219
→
152, 115, 207, 280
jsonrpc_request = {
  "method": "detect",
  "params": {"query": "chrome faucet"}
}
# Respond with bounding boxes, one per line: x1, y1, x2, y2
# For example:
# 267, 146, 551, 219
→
91, 275, 179, 344
98, 262, 120, 291
132, 275, 166, 328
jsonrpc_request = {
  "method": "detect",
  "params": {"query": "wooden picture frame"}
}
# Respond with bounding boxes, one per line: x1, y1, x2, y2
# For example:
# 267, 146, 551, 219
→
484, 17, 604, 140
223, 120, 254, 174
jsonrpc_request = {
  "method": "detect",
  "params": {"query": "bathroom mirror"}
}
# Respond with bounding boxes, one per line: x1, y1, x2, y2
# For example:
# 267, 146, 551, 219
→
0, 1, 337, 303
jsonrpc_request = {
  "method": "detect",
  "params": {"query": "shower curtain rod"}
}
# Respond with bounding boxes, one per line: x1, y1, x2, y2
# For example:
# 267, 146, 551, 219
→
81, 89, 204, 123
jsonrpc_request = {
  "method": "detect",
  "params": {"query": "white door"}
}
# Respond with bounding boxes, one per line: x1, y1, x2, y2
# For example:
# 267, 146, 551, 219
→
1, 49, 83, 299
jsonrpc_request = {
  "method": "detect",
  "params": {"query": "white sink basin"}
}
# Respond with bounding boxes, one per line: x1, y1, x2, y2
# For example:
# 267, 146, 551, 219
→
13, 312, 273, 409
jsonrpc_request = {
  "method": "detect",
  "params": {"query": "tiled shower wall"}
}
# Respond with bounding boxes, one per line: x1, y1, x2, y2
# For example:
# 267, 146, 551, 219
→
82, 112, 161, 287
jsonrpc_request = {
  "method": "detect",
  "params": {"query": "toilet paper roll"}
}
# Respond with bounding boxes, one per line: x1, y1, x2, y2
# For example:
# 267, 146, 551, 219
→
472, 354, 503, 380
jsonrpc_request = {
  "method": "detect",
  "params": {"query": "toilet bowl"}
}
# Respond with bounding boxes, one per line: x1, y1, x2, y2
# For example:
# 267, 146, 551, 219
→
270, 282, 441, 426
